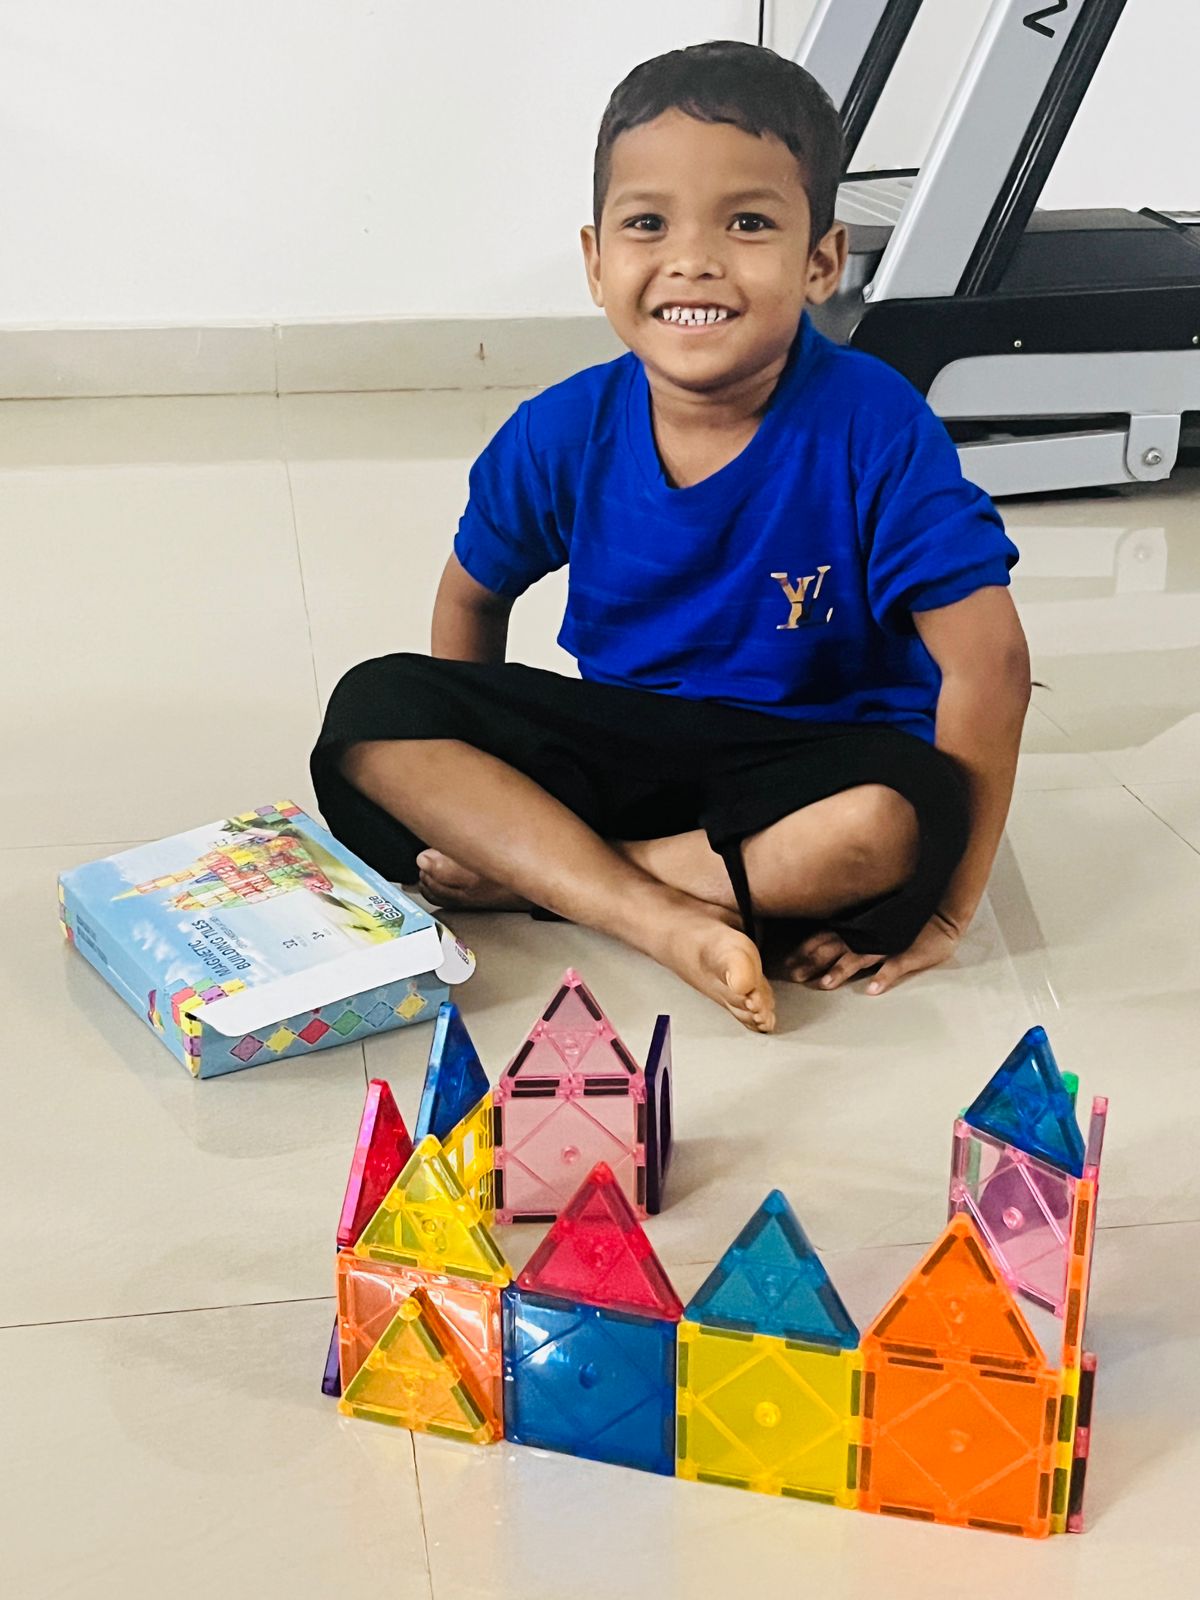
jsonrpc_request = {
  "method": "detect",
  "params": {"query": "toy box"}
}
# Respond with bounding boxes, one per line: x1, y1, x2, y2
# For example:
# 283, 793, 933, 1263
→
58, 801, 473, 1078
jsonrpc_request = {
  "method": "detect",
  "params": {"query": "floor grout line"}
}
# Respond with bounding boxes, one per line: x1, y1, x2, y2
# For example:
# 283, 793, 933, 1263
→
0, 1292, 334, 1333
1122, 783, 1200, 856
411, 1433, 437, 1600
281, 434, 325, 721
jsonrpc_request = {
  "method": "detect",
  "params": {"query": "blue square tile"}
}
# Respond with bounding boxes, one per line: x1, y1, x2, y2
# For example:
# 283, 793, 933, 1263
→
503, 1288, 676, 1475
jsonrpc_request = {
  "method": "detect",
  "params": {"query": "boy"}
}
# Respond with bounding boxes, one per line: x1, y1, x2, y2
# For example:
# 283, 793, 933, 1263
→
310, 41, 1029, 1034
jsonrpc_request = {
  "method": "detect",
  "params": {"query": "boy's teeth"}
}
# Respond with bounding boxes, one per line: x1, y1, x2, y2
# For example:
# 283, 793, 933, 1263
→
659, 306, 729, 324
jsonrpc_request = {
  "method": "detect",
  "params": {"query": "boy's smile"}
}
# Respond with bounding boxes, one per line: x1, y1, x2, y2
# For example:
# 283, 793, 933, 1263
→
582, 110, 845, 416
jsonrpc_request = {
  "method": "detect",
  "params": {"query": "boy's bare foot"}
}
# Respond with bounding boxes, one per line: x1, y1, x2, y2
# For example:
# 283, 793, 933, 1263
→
646, 903, 775, 1033
416, 849, 532, 912
419, 851, 774, 1031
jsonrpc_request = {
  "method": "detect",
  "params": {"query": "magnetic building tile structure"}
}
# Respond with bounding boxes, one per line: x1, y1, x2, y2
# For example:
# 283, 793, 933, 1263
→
324, 998, 1107, 1543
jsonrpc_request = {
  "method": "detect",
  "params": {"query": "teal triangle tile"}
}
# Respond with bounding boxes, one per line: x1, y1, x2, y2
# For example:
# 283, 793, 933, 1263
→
684, 1190, 858, 1347
414, 1002, 491, 1142
964, 1026, 1085, 1177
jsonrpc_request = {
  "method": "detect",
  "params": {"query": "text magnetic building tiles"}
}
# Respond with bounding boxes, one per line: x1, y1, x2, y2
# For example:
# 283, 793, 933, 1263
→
950, 1092, 1107, 1321
322, 1005, 1107, 1541
492, 969, 653, 1223
676, 1323, 862, 1507
414, 1002, 491, 1143
643, 1014, 674, 1216
963, 1027, 1086, 1177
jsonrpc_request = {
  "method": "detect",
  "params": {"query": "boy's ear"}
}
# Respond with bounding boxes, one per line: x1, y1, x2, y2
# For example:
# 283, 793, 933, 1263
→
580, 224, 604, 308
804, 221, 849, 308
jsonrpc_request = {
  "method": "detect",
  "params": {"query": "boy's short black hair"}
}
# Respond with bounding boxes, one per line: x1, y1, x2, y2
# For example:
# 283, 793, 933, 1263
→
593, 40, 845, 245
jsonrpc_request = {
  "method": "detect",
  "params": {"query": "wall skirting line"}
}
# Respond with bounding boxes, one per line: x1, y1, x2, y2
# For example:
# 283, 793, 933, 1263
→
0, 316, 626, 399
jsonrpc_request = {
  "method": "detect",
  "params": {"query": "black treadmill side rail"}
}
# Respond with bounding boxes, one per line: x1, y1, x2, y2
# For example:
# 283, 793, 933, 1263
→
850, 283, 1200, 395
957, 0, 1129, 299
840, 0, 925, 165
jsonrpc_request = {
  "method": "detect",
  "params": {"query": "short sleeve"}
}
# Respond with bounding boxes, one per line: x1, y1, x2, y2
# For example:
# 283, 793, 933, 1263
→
857, 405, 1018, 633
453, 400, 569, 599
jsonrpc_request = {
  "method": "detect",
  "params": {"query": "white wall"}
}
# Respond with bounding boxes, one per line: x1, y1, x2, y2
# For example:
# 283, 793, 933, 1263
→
1, 0, 1196, 327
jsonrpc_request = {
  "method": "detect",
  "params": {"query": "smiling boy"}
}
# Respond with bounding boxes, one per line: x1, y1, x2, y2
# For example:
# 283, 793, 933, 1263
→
310, 41, 1029, 1033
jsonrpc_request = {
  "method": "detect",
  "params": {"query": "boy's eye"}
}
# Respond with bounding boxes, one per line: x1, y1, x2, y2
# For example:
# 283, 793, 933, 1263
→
623, 214, 664, 232
731, 213, 775, 233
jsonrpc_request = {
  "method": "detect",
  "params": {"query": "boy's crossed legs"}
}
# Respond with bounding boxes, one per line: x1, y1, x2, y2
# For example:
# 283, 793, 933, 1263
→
342, 737, 918, 1033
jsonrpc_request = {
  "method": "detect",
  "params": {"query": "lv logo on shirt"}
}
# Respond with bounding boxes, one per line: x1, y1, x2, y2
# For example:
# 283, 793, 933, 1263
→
770, 566, 833, 630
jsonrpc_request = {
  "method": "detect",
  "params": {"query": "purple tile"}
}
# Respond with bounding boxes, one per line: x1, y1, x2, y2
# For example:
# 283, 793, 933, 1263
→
230, 1034, 264, 1063
321, 1318, 342, 1397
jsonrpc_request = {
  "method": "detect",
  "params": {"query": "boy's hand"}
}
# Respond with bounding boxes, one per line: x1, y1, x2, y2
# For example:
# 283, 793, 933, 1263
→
784, 911, 960, 994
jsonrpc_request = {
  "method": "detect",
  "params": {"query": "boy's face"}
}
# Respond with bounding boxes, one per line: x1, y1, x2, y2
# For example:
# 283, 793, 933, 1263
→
582, 110, 846, 399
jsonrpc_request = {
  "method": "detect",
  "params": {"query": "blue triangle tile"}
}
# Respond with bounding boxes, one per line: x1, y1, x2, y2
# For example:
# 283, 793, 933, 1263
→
964, 1026, 1085, 1177
413, 1002, 490, 1142
684, 1191, 858, 1348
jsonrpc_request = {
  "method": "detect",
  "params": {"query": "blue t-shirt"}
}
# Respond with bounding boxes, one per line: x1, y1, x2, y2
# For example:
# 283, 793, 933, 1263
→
454, 316, 1017, 742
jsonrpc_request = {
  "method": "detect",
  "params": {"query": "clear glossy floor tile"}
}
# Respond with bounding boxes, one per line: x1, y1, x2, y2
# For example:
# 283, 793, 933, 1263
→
1125, 781, 1200, 853
410, 1220, 1198, 1600
280, 390, 573, 703
994, 786, 1200, 997
1007, 469, 1200, 783
0, 844, 371, 1324
0, 396, 319, 847
1016, 704, 1117, 791
1, 1298, 431, 1600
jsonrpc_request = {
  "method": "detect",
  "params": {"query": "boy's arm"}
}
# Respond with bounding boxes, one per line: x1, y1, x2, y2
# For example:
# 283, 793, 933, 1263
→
865, 584, 1030, 992
431, 553, 514, 664
921, 584, 1031, 924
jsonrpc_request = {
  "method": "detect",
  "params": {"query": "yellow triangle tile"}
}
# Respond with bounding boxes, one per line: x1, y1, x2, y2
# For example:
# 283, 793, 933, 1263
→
354, 1134, 511, 1285
338, 1291, 496, 1442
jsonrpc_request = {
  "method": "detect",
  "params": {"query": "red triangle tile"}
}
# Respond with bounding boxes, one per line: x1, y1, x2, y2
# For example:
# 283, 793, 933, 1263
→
337, 1079, 414, 1249
516, 1162, 683, 1320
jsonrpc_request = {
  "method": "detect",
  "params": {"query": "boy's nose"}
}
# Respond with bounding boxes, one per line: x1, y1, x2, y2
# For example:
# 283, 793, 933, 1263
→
664, 228, 724, 280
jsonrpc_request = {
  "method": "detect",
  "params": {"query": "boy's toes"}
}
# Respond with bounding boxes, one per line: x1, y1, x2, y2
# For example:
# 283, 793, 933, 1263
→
415, 851, 530, 912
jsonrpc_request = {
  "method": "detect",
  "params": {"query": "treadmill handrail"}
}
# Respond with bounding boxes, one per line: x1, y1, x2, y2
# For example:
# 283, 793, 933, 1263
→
868, 0, 1092, 304
793, 0, 925, 168
957, 0, 1129, 296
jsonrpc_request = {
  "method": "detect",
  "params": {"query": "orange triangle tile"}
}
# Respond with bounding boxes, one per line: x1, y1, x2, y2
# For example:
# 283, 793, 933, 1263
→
864, 1214, 1046, 1369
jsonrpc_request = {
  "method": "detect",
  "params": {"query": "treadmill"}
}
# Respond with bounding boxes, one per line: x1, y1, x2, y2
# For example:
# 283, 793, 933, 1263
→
794, 0, 1200, 497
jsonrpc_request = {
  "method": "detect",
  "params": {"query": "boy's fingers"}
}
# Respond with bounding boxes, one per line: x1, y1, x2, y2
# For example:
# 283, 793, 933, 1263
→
866, 954, 910, 994
788, 933, 846, 979
818, 951, 880, 990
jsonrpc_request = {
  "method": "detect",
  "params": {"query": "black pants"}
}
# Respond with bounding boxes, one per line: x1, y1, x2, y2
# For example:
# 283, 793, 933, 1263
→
310, 654, 969, 956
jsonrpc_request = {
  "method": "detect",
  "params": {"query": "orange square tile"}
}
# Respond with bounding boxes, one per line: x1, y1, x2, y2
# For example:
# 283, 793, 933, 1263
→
336, 1251, 503, 1433
859, 1354, 1060, 1537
